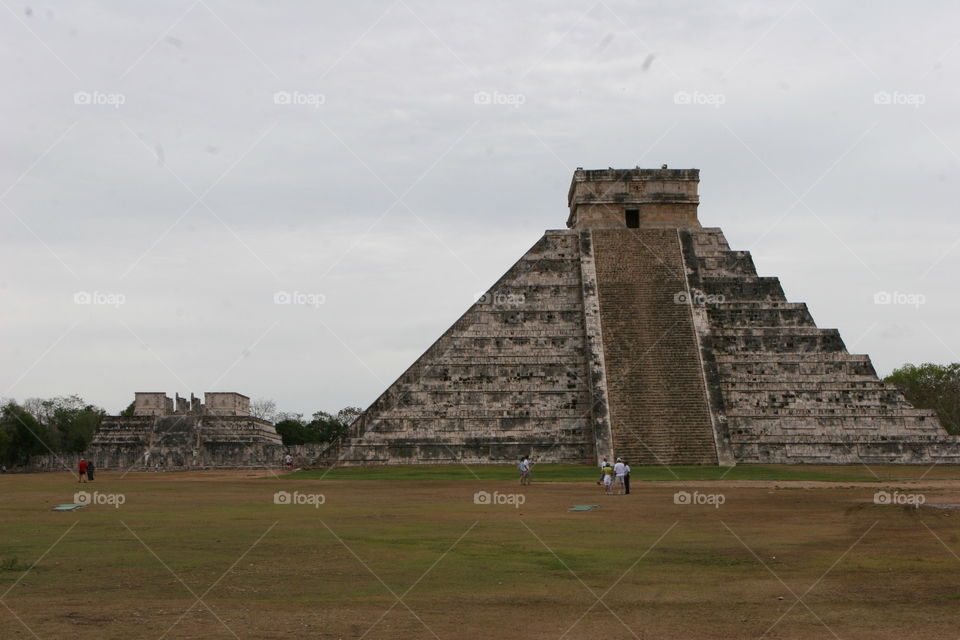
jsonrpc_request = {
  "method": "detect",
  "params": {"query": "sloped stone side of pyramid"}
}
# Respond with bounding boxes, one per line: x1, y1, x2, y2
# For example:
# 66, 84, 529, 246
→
683, 228, 960, 464
591, 228, 721, 465
323, 230, 597, 465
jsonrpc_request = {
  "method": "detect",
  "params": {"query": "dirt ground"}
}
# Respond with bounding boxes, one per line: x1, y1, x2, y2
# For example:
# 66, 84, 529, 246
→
2, 468, 960, 639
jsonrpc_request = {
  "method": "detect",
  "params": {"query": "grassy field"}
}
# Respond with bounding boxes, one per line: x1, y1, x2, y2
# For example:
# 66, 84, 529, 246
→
289, 462, 960, 483
2, 465, 960, 639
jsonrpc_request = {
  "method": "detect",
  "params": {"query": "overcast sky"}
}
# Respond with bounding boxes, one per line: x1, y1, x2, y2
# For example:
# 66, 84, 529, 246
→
2, 0, 958, 416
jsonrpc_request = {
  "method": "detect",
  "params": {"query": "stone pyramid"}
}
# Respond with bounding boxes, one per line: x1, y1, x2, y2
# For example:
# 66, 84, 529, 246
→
321, 168, 958, 467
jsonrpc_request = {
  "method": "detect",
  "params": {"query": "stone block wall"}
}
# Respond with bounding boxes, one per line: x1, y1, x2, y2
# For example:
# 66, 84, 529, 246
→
319, 231, 598, 466
84, 415, 283, 470
683, 227, 959, 464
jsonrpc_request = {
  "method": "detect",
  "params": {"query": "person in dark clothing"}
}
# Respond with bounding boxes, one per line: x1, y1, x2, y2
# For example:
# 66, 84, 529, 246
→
86, 459, 95, 482
623, 460, 631, 494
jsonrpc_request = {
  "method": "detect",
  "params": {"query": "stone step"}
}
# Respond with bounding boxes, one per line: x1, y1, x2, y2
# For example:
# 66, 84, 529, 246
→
715, 353, 872, 362
707, 304, 815, 328
725, 407, 939, 418
695, 250, 758, 277
700, 276, 787, 301
722, 380, 899, 391
591, 228, 719, 465
710, 327, 847, 354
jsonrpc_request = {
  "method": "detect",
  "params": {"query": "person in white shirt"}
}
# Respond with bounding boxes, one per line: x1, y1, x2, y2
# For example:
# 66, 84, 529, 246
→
614, 458, 626, 495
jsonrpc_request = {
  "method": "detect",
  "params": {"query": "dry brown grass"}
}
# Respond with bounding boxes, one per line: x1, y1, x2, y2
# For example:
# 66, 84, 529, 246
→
1, 468, 959, 639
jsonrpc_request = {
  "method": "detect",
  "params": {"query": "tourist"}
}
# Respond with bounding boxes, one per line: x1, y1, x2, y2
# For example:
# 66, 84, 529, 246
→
524, 456, 534, 484
78, 458, 87, 483
518, 457, 528, 485
602, 463, 615, 494
284, 453, 293, 469
597, 457, 610, 485
614, 457, 626, 495
86, 459, 95, 482
623, 460, 631, 494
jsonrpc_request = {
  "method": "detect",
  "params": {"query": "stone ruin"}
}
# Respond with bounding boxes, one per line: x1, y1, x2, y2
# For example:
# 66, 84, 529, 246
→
86, 392, 283, 469
317, 167, 959, 467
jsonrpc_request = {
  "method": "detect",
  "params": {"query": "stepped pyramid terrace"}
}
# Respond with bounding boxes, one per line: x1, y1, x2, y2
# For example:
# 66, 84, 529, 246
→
86, 392, 283, 469
317, 167, 960, 467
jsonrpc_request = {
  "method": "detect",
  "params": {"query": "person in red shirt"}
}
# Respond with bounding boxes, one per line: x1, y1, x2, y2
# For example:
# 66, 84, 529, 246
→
78, 458, 87, 483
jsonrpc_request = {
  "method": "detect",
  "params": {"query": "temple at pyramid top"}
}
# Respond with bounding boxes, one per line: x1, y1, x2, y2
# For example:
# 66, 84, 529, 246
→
567, 166, 701, 230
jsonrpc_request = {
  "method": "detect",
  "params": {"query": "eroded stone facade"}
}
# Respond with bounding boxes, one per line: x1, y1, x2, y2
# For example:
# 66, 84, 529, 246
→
86, 392, 282, 470
321, 167, 959, 466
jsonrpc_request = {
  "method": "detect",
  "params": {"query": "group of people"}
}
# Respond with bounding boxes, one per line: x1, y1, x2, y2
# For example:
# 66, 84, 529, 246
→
517, 456, 534, 485
598, 457, 630, 494
77, 458, 95, 482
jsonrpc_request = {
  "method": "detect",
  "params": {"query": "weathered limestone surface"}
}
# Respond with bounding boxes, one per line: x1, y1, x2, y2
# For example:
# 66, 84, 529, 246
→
320, 167, 958, 467
320, 231, 598, 465
591, 228, 719, 465
683, 227, 959, 464
85, 392, 283, 470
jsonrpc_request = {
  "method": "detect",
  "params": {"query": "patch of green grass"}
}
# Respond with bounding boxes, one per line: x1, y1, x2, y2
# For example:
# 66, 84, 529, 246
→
286, 463, 884, 483
0, 556, 31, 571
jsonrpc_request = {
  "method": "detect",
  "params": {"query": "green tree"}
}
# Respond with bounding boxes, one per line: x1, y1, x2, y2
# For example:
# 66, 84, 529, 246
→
885, 363, 960, 435
275, 417, 312, 446
0, 402, 53, 465
48, 405, 105, 453
0, 426, 11, 465
274, 407, 360, 446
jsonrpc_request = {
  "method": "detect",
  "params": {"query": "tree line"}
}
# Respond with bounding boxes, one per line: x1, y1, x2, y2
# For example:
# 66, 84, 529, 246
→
250, 399, 362, 446
1, 363, 956, 466
0, 395, 362, 466
885, 363, 959, 434
0, 395, 105, 466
